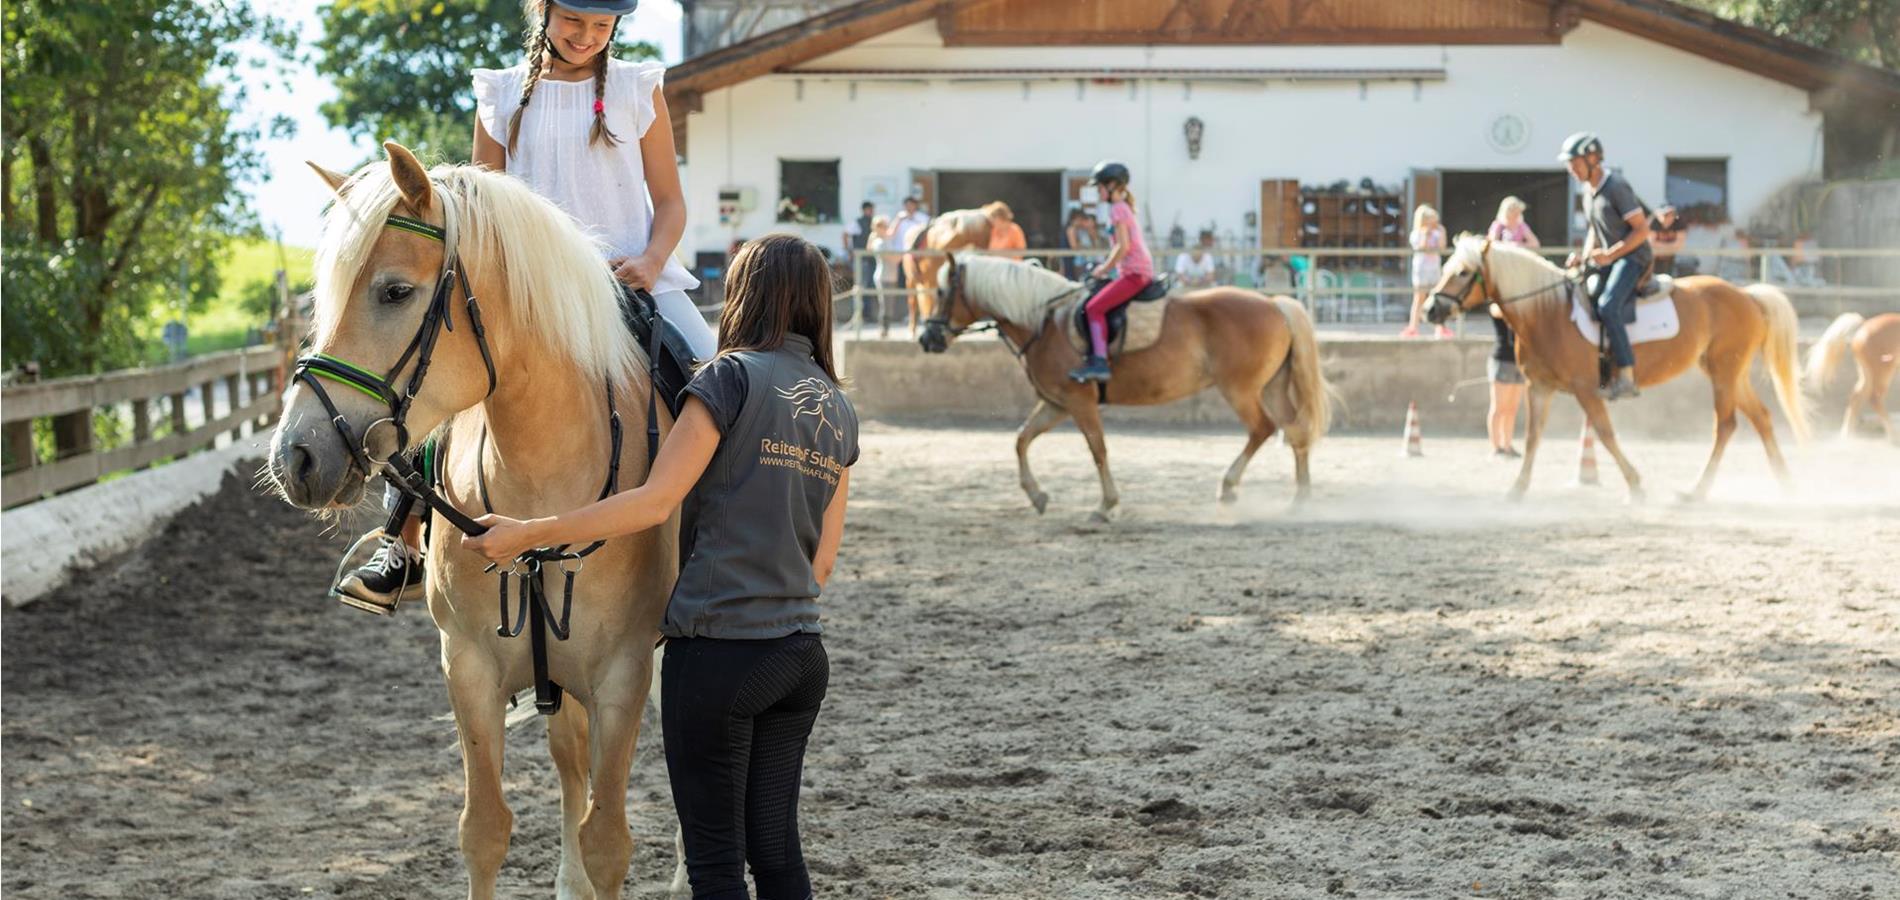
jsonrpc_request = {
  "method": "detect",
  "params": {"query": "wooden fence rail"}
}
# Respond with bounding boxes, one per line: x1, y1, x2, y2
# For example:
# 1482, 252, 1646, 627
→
1, 345, 285, 509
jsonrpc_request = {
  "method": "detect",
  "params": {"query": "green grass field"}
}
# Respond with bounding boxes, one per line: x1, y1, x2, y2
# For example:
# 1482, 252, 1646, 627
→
147, 237, 313, 360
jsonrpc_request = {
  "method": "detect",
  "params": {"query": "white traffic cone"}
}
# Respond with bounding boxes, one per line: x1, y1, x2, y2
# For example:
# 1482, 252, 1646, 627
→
1572, 422, 1600, 487
1401, 401, 1424, 457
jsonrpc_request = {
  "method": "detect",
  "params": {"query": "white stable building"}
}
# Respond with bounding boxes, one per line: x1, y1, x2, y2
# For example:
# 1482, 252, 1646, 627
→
664, 0, 1900, 276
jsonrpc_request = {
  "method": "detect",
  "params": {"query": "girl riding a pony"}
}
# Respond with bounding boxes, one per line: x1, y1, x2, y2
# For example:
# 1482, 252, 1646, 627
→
1072, 160, 1154, 384
338, 0, 715, 610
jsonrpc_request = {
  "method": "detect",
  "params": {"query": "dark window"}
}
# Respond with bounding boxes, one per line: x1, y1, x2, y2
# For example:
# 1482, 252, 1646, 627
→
1665, 158, 1728, 225
778, 159, 840, 224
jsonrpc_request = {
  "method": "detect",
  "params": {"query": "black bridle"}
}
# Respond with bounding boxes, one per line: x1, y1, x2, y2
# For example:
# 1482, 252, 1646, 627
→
296, 207, 654, 716
293, 213, 498, 536
920, 256, 1080, 360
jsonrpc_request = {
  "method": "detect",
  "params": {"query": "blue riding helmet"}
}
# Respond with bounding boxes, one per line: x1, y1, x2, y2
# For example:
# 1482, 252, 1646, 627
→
1088, 160, 1131, 186
550, 0, 638, 14
1556, 131, 1603, 161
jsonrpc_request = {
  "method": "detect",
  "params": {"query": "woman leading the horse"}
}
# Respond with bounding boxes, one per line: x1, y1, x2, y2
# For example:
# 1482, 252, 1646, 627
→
339, 0, 715, 610
1559, 131, 1653, 401
1071, 160, 1154, 384
465, 234, 859, 900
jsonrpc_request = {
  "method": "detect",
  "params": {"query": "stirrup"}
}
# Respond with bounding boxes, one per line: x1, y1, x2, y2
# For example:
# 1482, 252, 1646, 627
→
330, 530, 410, 616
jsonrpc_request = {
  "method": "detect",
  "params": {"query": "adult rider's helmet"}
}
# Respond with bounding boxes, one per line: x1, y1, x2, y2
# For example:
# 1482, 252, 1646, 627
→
1088, 160, 1131, 186
550, 0, 638, 13
1556, 131, 1603, 162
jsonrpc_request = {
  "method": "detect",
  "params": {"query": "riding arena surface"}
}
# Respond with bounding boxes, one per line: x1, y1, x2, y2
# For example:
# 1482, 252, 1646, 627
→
4, 424, 1896, 899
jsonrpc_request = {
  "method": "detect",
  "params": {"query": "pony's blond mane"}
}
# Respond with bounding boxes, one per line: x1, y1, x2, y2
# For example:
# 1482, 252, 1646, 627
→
1449, 235, 1566, 302
312, 163, 638, 388
955, 255, 1084, 326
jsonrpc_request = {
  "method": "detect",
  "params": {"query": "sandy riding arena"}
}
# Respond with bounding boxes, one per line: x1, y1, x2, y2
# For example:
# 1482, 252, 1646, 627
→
5, 424, 1897, 898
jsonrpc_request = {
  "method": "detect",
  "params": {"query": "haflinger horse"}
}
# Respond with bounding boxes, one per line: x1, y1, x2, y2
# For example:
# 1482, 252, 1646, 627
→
1424, 236, 1809, 503
919, 254, 1331, 520
900, 208, 990, 336
267, 143, 676, 900
1805, 312, 1900, 442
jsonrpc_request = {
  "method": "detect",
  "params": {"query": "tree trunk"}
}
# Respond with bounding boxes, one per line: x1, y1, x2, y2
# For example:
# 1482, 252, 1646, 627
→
27, 137, 57, 243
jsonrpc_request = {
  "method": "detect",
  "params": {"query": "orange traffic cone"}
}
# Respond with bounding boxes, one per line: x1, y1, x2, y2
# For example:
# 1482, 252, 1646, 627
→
1572, 422, 1600, 486
1400, 401, 1424, 457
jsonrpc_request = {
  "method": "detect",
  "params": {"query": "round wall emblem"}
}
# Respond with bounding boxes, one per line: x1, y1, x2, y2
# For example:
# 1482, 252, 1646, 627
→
1487, 113, 1531, 154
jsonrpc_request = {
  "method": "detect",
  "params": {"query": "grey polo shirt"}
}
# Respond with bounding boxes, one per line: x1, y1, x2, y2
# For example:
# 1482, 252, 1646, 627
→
1588, 172, 1654, 269
661, 333, 860, 640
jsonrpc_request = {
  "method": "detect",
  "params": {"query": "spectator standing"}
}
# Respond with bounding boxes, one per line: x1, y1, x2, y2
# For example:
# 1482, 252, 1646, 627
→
844, 200, 875, 297
985, 201, 1026, 258
1065, 206, 1102, 280
1401, 204, 1451, 339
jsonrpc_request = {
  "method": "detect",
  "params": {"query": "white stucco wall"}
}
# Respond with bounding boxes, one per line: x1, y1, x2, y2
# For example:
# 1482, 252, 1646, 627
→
678, 20, 1821, 256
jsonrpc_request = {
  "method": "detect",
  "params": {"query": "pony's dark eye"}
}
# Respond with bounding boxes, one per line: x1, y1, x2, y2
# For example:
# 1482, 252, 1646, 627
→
381, 283, 415, 305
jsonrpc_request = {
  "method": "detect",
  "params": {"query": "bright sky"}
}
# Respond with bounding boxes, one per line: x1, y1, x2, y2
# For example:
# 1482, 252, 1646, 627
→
239, 0, 685, 249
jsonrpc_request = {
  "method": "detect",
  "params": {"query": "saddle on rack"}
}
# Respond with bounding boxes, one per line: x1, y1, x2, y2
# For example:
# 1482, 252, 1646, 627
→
617, 286, 699, 417
1067, 275, 1172, 357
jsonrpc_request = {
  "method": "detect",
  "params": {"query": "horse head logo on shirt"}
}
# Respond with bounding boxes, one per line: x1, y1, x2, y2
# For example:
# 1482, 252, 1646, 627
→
776, 378, 843, 440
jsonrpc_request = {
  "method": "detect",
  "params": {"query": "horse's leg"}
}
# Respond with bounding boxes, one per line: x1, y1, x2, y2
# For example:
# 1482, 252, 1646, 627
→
445, 650, 513, 900
1016, 400, 1069, 514
579, 662, 652, 899
548, 696, 597, 900
1575, 392, 1646, 504
1216, 380, 1277, 504
1870, 367, 1898, 444
1507, 383, 1556, 501
1735, 387, 1794, 492
1069, 401, 1119, 522
1262, 370, 1312, 503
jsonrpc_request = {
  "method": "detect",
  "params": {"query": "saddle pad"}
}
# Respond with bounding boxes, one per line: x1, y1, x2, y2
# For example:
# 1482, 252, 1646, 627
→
1067, 297, 1171, 357
1572, 278, 1679, 347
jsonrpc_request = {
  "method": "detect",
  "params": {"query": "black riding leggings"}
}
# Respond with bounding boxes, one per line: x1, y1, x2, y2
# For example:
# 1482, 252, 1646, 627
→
662, 634, 828, 900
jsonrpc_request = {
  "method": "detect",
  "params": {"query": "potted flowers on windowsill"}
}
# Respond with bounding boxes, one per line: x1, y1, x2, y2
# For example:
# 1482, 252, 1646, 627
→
777, 196, 822, 225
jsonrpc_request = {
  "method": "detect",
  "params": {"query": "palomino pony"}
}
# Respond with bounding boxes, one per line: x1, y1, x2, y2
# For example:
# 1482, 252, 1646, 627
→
901, 208, 989, 336
920, 255, 1331, 519
1805, 312, 1899, 442
268, 143, 676, 899
1424, 236, 1809, 502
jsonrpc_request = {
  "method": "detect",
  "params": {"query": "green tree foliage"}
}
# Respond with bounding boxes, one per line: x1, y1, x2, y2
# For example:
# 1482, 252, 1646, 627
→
316, 0, 659, 165
1683, 0, 1897, 70
2, 0, 294, 376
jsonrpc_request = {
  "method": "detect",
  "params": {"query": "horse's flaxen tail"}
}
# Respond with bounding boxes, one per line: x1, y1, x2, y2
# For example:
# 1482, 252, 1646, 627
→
1804, 312, 1864, 386
1272, 297, 1333, 443
1743, 283, 1811, 444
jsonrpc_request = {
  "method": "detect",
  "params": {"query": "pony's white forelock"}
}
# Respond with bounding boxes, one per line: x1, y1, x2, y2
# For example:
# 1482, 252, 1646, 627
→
954, 255, 1084, 325
311, 163, 639, 389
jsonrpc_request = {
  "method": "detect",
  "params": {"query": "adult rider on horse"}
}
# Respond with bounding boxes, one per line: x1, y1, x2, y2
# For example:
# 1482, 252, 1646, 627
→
1560, 131, 1652, 400
1071, 160, 1155, 384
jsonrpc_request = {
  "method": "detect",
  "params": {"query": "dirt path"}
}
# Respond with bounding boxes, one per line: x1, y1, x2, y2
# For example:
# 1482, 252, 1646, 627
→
5, 426, 1896, 898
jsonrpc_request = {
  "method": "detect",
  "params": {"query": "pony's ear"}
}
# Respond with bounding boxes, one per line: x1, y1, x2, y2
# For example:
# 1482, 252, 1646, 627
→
306, 162, 351, 197
384, 141, 433, 213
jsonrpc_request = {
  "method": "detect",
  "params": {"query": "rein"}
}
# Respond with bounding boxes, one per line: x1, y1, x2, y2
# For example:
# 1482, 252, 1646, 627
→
926, 258, 1083, 361
297, 206, 660, 716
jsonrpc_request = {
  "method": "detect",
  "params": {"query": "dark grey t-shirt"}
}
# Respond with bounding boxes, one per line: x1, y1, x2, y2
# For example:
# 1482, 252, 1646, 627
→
662, 333, 859, 639
1588, 172, 1653, 269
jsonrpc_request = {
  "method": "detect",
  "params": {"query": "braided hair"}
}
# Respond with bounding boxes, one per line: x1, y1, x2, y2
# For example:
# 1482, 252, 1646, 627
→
504, 0, 623, 157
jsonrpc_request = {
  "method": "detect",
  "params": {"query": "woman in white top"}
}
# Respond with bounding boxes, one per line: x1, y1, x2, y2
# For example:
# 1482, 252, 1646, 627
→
1173, 229, 1220, 289
1401, 204, 1452, 339
471, 0, 716, 360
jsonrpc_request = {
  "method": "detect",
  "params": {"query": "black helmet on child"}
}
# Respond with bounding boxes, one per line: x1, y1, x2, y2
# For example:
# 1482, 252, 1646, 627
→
550, 0, 639, 13
1088, 161, 1131, 186
1556, 131, 1603, 161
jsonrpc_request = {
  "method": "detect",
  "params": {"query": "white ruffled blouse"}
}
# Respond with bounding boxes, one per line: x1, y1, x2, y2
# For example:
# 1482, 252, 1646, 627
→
472, 58, 698, 293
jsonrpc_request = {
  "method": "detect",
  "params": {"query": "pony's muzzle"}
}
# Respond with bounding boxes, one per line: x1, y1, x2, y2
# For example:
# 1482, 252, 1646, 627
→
919, 324, 949, 354
270, 398, 371, 509
1425, 295, 1459, 325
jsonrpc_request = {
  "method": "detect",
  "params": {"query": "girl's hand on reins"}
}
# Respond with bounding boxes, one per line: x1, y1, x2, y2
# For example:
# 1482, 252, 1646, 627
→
463, 514, 543, 565
611, 254, 660, 290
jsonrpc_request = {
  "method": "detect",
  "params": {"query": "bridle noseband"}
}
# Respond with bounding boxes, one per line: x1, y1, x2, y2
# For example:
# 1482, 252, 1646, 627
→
1432, 238, 1577, 320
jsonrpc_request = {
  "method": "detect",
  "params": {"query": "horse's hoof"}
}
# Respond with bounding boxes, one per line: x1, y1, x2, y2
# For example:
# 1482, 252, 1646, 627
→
1673, 489, 1705, 505
1089, 509, 1112, 524
1627, 488, 1648, 506
1029, 491, 1049, 515
1505, 488, 1527, 503
1218, 485, 1239, 505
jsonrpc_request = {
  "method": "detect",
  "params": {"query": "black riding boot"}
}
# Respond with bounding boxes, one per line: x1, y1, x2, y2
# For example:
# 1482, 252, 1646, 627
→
1068, 355, 1111, 383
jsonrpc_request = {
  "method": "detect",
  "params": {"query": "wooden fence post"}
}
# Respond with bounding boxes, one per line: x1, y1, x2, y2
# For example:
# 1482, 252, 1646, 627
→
200, 381, 216, 448
3, 421, 35, 473
225, 373, 243, 440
